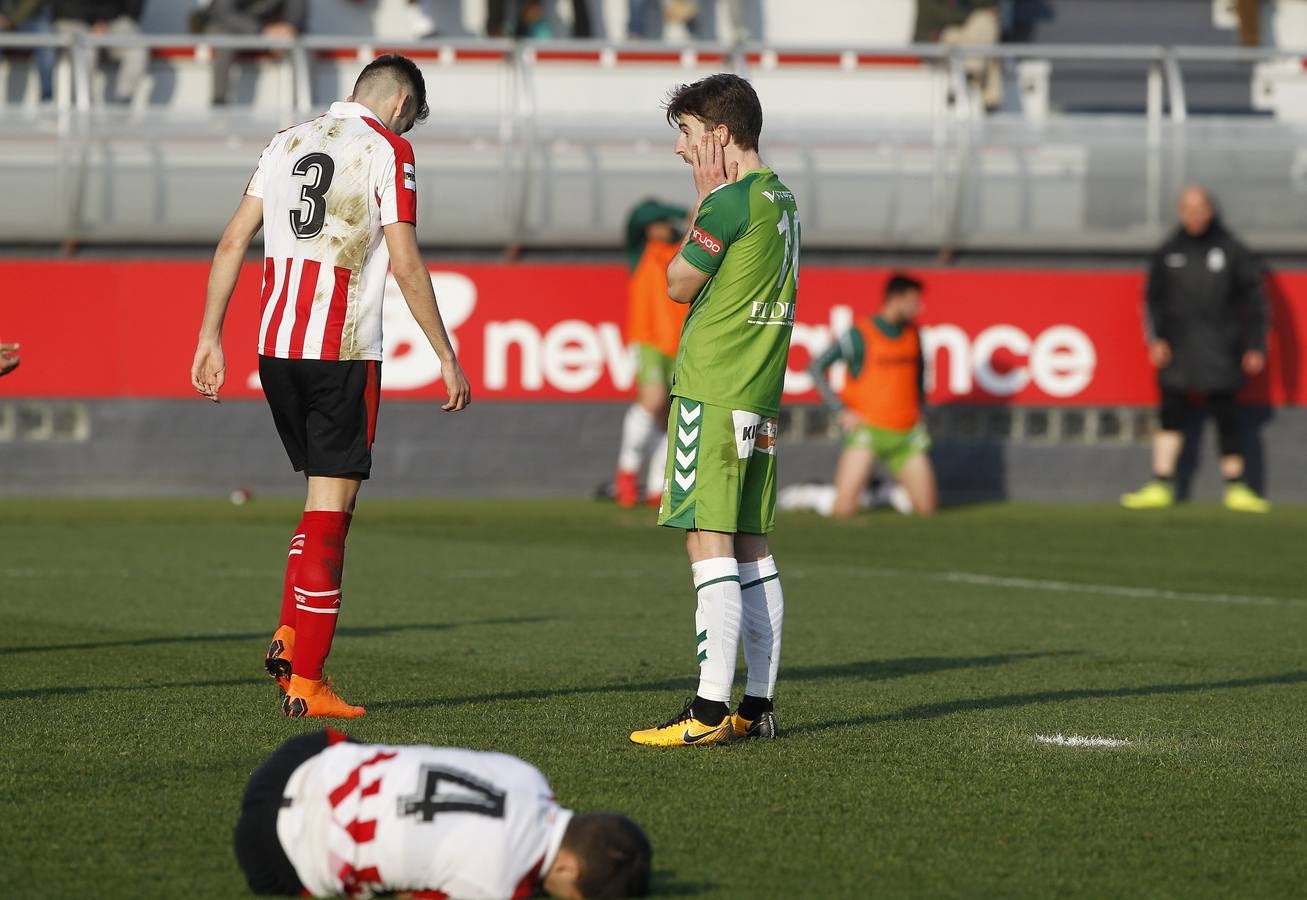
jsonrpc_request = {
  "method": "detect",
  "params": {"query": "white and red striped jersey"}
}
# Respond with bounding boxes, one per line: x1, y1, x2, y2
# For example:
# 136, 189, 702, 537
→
247, 101, 418, 361
277, 740, 574, 899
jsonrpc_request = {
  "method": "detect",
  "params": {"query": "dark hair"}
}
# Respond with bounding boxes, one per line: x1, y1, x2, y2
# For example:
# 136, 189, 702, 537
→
884, 273, 924, 301
664, 73, 763, 152
561, 813, 652, 898
354, 54, 429, 125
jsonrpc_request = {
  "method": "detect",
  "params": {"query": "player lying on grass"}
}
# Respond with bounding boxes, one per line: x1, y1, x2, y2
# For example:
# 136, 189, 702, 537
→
191, 54, 471, 719
235, 730, 651, 899
629, 74, 798, 747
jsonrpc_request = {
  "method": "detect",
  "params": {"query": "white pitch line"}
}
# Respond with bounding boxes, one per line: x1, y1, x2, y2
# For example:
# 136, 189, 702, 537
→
1035, 733, 1132, 748
800, 564, 1306, 609
939, 571, 1306, 608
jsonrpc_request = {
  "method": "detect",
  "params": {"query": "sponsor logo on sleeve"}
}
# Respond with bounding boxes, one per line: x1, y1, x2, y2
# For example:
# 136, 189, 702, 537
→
403, 162, 416, 192
691, 227, 723, 256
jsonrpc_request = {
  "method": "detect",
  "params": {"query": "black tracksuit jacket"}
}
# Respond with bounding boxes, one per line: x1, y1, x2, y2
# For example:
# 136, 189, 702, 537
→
1143, 221, 1269, 394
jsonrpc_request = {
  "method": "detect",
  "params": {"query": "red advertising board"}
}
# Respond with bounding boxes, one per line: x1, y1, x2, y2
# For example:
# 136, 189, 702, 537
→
2, 260, 1304, 405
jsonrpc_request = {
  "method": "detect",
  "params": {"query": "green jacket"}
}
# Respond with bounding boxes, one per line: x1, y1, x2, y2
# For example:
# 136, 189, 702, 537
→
1, 0, 50, 26
913, 0, 999, 41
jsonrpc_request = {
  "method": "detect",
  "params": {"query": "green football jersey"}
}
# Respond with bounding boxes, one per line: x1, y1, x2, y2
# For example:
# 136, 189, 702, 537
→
673, 167, 799, 417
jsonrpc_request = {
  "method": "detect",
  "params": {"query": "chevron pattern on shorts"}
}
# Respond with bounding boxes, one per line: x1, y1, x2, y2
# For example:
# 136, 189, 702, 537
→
673, 401, 701, 492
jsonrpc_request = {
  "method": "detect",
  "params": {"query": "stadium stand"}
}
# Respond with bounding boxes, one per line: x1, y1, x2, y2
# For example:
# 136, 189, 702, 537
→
5, 1, 1307, 507
3, 0, 1307, 251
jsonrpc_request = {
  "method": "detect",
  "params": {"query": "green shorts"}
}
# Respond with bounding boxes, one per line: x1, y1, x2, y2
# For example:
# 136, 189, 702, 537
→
843, 422, 931, 474
657, 397, 778, 534
635, 343, 674, 389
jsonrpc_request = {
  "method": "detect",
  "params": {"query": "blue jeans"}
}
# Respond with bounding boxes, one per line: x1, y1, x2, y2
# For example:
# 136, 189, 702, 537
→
6, 9, 55, 101
627, 0, 660, 37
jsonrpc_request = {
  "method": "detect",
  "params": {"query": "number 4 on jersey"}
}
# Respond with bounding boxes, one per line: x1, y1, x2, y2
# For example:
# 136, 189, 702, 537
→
397, 766, 507, 822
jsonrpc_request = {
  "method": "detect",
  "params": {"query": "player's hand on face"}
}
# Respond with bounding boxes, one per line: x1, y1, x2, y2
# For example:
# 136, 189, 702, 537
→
690, 130, 738, 199
1243, 349, 1266, 376
190, 341, 225, 403
441, 359, 471, 412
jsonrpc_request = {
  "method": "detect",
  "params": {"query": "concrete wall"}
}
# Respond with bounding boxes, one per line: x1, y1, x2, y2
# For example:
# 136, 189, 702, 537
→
2, 400, 1301, 504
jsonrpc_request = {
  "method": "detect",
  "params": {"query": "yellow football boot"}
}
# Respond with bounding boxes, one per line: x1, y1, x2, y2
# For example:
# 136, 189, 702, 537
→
630, 701, 733, 747
730, 710, 778, 741
1224, 482, 1270, 513
1121, 480, 1174, 510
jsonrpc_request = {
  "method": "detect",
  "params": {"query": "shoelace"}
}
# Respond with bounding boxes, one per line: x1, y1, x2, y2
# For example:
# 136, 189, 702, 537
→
655, 699, 697, 729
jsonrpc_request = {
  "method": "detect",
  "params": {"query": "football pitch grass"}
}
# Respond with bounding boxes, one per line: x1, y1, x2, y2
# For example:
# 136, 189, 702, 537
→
2, 499, 1305, 899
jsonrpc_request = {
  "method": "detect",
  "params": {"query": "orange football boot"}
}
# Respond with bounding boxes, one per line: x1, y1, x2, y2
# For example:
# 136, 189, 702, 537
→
281, 675, 367, 719
265, 625, 295, 692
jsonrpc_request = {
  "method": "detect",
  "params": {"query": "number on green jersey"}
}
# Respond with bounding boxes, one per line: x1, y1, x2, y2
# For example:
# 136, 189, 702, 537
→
776, 209, 800, 293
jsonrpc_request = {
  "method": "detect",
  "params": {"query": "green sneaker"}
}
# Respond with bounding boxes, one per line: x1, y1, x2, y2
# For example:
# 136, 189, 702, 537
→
1224, 482, 1270, 514
1121, 480, 1174, 510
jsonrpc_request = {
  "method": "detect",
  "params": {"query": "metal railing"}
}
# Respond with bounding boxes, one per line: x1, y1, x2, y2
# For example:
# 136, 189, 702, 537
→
4, 33, 1307, 250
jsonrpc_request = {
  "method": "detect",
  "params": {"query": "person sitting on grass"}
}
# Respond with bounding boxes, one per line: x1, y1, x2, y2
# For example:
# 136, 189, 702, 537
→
806, 272, 937, 518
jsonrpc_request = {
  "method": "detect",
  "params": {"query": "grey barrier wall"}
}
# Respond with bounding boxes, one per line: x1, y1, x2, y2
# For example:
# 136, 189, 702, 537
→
6, 36, 1307, 252
2, 399, 1301, 504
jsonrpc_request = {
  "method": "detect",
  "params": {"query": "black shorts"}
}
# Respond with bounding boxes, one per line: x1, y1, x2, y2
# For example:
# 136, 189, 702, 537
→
233, 729, 354, 896
260, 356, 381, 479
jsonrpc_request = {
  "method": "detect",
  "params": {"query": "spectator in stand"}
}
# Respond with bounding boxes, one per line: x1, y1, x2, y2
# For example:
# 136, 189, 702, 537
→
0, 1, 55, 104
199, 0, 306, 106
628, 0, 704, 41
0, 340, 19, 377
487, 0, 593, 38
1236, 0, 1262, 45
1122, 185, 1271, 513
51, 0, 147, 105
914, 0, 1002, 108
341, 0, 438, 39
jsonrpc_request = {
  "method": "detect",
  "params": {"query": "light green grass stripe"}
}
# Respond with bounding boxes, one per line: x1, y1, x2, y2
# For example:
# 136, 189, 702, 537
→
741, 572, 780, 590
695, 575, 741, 591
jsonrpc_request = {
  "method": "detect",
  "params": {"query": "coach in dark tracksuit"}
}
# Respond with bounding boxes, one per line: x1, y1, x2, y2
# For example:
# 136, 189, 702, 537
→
1122, 185, 1271, 512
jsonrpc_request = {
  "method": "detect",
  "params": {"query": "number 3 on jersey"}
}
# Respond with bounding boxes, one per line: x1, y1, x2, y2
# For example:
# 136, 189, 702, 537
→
290, 152, 335, 239
776, 209, 800, 293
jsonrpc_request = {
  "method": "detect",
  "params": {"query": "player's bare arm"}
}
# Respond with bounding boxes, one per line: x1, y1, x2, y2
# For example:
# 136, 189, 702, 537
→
192, 194, 264, 402
383, 221, 471, 411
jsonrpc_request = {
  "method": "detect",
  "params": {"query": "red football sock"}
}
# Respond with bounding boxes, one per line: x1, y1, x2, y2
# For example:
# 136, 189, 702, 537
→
277, 515, 311, 629
292, 511, 353, 681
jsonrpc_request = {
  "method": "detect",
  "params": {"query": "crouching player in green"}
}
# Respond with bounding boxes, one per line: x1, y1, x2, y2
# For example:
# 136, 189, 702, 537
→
629, 73, 799, 747
809, 273, 938, 518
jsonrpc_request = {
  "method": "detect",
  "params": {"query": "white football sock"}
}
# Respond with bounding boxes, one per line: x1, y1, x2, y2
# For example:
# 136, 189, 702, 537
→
739, 555, 784, 699
617, 404, 655, 473
644, 431, 668, 497
691, 556, 742, 703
